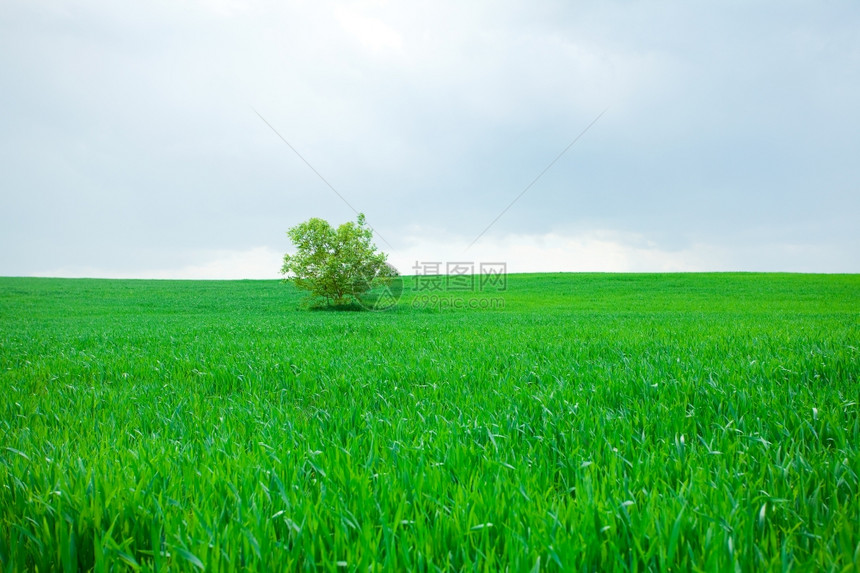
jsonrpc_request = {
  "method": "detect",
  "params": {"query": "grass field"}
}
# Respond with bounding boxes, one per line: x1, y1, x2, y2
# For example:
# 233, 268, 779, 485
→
0, 273, 858, 571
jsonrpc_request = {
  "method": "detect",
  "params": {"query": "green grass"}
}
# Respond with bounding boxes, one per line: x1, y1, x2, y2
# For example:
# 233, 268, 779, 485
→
0, 273, 858, 571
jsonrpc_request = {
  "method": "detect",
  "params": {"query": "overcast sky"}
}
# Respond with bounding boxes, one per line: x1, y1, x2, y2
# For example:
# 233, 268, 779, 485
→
2, 0, 858, 278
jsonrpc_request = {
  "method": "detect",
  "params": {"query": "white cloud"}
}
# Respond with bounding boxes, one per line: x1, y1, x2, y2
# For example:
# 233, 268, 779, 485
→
335, 6, 403, 54
30, 230, 856, 280
2, 0, 858, 277
389, 230, 720, 274
35, 246, 283, 280
388, 230, 851, 274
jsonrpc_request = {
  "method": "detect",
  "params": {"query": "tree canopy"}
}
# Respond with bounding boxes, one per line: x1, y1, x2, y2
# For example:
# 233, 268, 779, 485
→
281, 214, 397, 308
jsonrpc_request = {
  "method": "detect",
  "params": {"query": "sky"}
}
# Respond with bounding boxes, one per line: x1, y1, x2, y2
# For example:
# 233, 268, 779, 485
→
1, 0, 858, 278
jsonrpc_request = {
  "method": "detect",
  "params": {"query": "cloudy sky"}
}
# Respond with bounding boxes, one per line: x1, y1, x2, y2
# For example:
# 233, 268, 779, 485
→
2, 0, 858, 278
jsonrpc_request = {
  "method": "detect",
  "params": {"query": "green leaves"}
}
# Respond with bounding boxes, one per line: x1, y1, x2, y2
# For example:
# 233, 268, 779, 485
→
281, 214, 394, 307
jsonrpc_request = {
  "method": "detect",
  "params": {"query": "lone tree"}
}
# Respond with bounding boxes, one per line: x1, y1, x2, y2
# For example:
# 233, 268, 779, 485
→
281, 214, 397, 307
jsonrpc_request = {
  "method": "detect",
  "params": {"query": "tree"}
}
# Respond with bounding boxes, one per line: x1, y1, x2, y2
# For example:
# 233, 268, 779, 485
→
281, 214, 397, 307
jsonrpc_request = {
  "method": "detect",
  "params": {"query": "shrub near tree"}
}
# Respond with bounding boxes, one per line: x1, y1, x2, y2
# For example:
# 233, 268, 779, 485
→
281, 213, 397, 308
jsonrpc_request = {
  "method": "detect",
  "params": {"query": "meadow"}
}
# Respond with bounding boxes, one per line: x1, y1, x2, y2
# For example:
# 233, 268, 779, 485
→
0, 273, 857, 571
